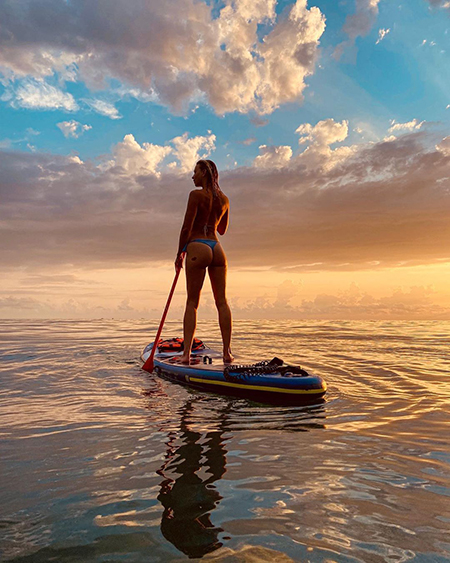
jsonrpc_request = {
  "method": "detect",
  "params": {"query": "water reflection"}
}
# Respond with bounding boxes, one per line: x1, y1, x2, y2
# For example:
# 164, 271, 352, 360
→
145, 390, 327, 558
156, 400, 228, 558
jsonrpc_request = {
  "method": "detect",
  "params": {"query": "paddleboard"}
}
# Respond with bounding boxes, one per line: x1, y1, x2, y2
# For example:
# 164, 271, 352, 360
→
141, 338, 327, 403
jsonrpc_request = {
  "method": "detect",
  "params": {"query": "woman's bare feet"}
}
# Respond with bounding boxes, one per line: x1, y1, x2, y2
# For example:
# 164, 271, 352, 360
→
223, 351, 234, 364
178, 353, 191, 365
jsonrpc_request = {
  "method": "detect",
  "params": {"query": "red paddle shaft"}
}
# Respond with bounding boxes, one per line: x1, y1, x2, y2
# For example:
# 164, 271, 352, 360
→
142, 254, 185, 373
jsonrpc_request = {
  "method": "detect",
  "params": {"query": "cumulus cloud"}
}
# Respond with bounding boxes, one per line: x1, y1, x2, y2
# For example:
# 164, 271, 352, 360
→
1, 126, 450, 273
170, 132, 216, 172
273, 279, 302, 308
101, 131, 215, 176
293, 118, 355, 170
253, 118, 353, 172
0, 0, 325, 115
108, 134, 172, 177
296, 119, 349, 145
57, 120, 92, 139
334, 0, 381, 59
254, 144, 293, 168
1, 78, 78, 111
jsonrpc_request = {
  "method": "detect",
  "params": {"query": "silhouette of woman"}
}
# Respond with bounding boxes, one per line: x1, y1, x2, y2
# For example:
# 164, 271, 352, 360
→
175, 160, 234, 365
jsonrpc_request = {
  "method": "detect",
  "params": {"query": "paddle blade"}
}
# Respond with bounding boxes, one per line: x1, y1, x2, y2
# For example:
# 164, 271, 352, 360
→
142, 355, 154, 373
142, 341, 158, 372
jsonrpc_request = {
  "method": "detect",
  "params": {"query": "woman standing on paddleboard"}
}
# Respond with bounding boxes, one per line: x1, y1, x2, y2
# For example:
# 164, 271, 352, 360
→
175, 160, 234, 365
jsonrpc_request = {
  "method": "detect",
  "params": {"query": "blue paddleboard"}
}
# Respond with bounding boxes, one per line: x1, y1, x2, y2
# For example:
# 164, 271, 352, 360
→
141, 339, 327, 403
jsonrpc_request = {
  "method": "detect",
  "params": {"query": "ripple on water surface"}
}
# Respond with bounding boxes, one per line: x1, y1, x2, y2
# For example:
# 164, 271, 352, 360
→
0, 319, 449, 562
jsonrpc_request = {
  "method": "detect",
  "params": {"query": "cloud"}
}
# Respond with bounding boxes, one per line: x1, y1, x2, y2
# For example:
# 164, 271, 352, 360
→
20, 274, 97, 286
250, 116, 270, 127
0, 127, 42, 150
57, 120, 92, 139
254, 144, 293, 168
273, 279, 302, 307
117, 298, 134, 311
101, 131, 215, 176
293, 285, 449, 320
334, 0, 381, 59
85, 99, 121, 119
1, 125, 450, 273
296, 118, 349, 145
343, 0, 381, 38
427, 0, 450, 10
0, 0, 325, 116
1, 78, 78, 111
292, 118, 354, 170
388, 119, 424, 133
436, 136, 450, 155
0, 294, 151, 319
0, 296, 40, 310
170, 132, 216, 172
2, 282, 449, 320
108, 134, 172, 177
227, 283, 450, 320
376, 28, 390, 44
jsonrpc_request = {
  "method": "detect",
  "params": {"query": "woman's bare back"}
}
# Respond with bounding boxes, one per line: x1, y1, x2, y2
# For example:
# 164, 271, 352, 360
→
189, 190, 229, 240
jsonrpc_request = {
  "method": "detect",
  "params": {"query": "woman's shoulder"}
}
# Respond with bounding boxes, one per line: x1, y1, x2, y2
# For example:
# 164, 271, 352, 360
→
188, 189, 204, 202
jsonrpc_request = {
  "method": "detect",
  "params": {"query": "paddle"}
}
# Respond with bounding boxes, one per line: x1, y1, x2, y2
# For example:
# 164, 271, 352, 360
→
142, 253, 185, 373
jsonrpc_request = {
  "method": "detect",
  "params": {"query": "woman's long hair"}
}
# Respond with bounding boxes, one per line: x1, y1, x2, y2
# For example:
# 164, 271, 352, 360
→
197, 159, 222, 198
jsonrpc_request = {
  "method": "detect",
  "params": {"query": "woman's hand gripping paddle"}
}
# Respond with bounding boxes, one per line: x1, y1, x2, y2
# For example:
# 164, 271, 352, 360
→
142, 253, 185, 373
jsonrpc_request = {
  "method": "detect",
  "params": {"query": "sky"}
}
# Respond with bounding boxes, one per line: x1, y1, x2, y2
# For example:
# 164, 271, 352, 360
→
1, 0, 450, 320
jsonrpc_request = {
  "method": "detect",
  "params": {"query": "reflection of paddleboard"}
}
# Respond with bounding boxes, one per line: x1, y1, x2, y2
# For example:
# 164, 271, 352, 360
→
141, 338, 327, 403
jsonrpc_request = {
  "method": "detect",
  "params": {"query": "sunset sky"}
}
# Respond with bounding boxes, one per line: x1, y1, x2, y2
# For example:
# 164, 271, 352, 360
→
1, 0, 450, 320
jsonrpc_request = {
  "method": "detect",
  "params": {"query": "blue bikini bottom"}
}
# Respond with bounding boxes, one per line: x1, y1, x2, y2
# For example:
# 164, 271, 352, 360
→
183, 239, 218, 252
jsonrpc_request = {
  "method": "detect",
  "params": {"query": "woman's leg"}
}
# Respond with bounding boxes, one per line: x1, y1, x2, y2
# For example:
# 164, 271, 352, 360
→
179, 243, 211, 364
208, 245, 234, 363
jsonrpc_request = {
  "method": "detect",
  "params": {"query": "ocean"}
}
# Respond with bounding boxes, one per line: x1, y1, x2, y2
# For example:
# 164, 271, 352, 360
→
1, 319, 449, 562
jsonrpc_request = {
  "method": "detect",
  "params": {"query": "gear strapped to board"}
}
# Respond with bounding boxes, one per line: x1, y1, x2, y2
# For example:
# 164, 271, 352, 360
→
224, 357, 309, 382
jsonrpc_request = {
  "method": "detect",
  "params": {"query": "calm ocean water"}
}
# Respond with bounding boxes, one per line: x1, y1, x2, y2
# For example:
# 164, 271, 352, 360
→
1, 319, 449, 562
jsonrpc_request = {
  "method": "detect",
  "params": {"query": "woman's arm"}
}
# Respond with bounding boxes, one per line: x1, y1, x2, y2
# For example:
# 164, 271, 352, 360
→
176, 191, 199, 259
217, 207, 229, 236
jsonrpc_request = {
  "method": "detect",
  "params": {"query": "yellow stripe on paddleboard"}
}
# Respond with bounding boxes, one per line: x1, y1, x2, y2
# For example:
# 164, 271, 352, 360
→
189, 377, 327, 395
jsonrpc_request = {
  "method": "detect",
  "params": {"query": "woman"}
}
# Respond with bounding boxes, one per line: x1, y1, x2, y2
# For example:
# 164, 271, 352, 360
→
175, 159, 233, 365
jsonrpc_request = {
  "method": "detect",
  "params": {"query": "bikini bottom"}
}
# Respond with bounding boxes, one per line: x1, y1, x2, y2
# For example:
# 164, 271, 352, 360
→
183, 239, 218, 252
